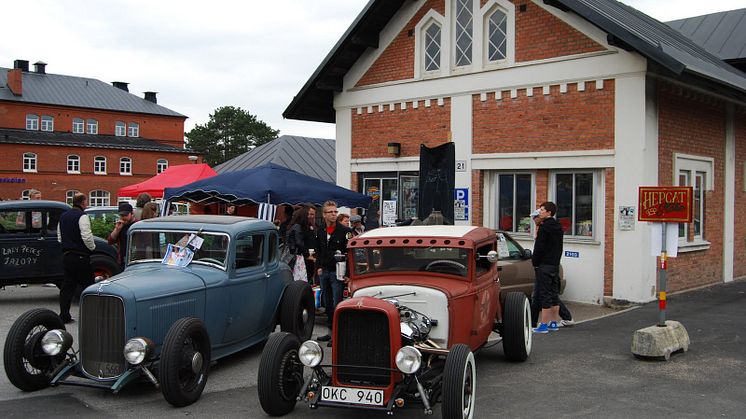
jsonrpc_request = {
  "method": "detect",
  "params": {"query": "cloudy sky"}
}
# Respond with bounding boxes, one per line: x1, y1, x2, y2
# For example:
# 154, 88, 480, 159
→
2, 0, 742, 140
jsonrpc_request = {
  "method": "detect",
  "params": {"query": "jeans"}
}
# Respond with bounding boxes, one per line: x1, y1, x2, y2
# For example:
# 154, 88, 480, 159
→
60, 252, 94, 321
531, 268, 572, 325
319, 270, 345, 327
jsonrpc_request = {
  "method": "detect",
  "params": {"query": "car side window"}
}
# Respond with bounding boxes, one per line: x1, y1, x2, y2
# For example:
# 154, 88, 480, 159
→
476, 244, 493, 275
235, 233, 264, 269
0, 210, 29, 234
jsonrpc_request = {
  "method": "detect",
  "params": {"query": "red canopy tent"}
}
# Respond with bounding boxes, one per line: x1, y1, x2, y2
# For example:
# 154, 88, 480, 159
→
117, 163, 217, 199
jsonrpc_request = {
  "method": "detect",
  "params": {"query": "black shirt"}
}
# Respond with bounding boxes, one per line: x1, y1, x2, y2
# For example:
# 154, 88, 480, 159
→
532, 217, 563, 267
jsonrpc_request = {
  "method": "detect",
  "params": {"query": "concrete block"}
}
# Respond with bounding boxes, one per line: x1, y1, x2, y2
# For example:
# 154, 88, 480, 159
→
631, 320, 690, 361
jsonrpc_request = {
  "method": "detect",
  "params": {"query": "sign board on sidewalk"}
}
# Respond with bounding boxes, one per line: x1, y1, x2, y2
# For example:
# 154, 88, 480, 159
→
638, 186, 693, 223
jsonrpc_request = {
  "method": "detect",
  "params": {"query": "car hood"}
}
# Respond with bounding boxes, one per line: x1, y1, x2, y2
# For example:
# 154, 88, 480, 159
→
84, 265, 206, 301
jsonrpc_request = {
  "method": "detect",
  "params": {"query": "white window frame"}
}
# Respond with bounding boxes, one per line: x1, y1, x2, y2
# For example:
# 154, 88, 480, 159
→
94, 156, 107, 175
120, 157, 132, 175
86, 119, 98, 135
23, 152, 37, 173
26, 114, 39, 131
494, 172, 534, 236
127, 122, 139, 137
40, 115, 54, 132
66, 190, 79, 206
157, 158, 168, 174
72, 118, 84, 134
89, 190, 110, 207
415, 10, 447, 79
115, 121, 126, 137
550, 170, 600, 240
481, 0, 515, 68
67, 155, 80, 174
675, 153, 713, 250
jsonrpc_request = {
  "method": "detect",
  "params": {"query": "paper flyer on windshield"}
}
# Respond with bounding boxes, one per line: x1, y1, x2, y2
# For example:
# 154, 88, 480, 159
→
162, 244, 195, 267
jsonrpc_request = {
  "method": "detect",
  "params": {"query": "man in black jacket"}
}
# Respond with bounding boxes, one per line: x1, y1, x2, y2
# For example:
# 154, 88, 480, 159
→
57, 193, 96, 323
532, 201, 563, 333
315, 201, 352, 344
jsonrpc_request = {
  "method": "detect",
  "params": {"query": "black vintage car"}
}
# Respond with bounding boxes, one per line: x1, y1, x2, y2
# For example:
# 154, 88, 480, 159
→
0, 200, 120, 288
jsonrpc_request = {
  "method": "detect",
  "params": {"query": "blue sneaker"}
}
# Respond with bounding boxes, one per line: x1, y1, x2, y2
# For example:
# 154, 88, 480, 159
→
548, 321, 559, 331
533, 323, 549, 333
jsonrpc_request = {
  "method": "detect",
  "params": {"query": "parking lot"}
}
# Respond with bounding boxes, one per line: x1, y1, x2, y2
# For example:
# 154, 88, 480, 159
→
1, 280, 745, 418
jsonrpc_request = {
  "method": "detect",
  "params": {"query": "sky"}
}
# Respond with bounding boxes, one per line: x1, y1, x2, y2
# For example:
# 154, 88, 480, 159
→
2, 0, 743, 140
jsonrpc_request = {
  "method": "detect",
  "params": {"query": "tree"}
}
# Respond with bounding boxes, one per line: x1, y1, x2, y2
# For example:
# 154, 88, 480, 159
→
185, 106, 279, 166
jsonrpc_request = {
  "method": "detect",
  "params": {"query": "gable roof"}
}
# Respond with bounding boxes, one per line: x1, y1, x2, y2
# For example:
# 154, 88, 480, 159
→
666, 8, 746, 62
0, 67, 186, 118
213, 135, 336, 183
285, 0, 746, 123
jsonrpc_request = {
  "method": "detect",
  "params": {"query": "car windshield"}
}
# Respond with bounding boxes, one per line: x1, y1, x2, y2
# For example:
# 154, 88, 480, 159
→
352, 247, 469, 277
128, 230, 229, 268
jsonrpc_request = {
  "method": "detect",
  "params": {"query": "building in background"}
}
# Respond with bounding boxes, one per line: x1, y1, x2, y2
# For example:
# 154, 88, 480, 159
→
285, 0, 746, 304
0, 59, 199, 205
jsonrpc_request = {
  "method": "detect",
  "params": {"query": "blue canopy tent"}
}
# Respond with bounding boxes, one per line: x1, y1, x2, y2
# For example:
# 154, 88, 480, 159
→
163, 163, 371, 209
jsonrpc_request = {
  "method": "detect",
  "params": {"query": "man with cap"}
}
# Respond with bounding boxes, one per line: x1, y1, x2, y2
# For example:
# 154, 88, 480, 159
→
57, 193, 96, 323
108, 202, 135, 269
350, 214, 365, 237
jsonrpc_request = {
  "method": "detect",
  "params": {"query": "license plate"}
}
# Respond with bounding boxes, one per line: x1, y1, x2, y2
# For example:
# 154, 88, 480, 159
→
320, 385, 384, 406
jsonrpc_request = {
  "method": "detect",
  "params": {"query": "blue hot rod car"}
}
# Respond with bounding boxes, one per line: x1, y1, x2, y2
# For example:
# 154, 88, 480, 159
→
3, 215, 315, 406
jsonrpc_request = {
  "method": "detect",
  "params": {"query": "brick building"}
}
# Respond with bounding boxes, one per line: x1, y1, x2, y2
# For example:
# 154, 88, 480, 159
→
0, 59, 198, 206
285, 0, 746, 304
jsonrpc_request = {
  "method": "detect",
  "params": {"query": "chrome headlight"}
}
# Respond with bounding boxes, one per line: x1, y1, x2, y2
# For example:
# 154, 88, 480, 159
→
123, 338, 152, 365
298, 340, 323, 367
395, 346, 422, 374
41, 330, 73, 356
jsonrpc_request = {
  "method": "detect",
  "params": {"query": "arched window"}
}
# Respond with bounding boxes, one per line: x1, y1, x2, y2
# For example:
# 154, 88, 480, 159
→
72, 118, 84, 134
89, 190, 110, 207
486, 8, 507, 62
94, 156, 107, 174
26, 114, 39, 131
157, 159, 168, 174
66, 190, 79, 206
424, 22, 442, 72
67, 155, 80, 173
128, 122, 139, 137
115, 121, 126, 137
454, 0, 473, 67
40, 115, 54, 132
23, 152, 37, 172
86, 119, 98, 134
120, 157, 132, 175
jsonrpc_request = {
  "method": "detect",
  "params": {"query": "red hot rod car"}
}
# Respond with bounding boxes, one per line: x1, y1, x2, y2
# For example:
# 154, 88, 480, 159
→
257, 225, 532, 418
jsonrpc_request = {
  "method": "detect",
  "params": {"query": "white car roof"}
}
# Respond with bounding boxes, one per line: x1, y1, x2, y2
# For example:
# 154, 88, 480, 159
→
360, 225, 477, 238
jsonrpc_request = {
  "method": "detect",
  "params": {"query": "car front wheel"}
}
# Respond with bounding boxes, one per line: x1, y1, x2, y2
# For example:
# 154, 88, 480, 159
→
502, 291, 532, 362
159, 317, 211, 407
258, 332, 303, 416
442, 343, 476, 419
3, 308, 66, 391
279, 281, 315, 342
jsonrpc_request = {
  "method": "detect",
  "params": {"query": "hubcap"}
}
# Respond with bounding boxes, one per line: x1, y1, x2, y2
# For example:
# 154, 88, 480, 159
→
191, 352, 203, 374
301, 308, 309, 323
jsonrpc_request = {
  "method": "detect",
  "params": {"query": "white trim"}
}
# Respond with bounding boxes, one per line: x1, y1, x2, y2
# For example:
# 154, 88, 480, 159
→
472, 150, 614, 170
724, 106, 735, 283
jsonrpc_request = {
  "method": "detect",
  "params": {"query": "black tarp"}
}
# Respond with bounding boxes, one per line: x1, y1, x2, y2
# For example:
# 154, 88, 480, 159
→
417, 142, 455, 224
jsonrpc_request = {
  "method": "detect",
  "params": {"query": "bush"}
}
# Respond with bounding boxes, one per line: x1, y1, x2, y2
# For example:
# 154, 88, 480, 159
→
90, 216, 116, 240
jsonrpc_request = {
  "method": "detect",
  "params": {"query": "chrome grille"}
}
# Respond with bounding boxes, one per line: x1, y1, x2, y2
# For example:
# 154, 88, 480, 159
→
80, 295, 126, 378
336, 310, 391, 386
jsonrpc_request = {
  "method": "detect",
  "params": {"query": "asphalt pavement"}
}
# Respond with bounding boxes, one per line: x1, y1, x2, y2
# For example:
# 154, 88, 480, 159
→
1, 279, 744, 418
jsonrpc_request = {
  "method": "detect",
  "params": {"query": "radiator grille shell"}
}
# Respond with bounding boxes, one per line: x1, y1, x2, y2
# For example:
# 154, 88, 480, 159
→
80, 294, 126, 379
336, 310, 391, 386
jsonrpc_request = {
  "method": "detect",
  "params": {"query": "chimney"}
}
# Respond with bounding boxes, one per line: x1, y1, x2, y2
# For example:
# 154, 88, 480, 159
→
112, 81, 129, 92
144, 91, 158, 104
6, 69, 22, 96
13, 59, 29, 72
33, 61, 47, 74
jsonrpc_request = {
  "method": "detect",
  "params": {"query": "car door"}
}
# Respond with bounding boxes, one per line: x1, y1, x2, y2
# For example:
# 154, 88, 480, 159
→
497, 232, 535, 297
222, 232, 268, 343
0, 207, 62, 285
471, 242, 499, 348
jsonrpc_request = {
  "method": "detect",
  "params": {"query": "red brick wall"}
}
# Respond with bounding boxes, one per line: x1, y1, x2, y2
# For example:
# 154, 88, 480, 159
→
604, 168, 614, 296
0, 102, 186, 148
350, 99, 451, 159
657, 82, 726, 292
472, 81, 615, 153
471, 169, 483, 226
735, 109, 746, 278
0, 143, 194, 202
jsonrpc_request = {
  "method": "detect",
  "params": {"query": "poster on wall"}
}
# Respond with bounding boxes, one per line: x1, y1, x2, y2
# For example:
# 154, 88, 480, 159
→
382, 200, 397, 226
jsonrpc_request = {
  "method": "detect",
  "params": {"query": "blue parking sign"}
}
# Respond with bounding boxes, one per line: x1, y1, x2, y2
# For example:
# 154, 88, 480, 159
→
454, 188, 469, 221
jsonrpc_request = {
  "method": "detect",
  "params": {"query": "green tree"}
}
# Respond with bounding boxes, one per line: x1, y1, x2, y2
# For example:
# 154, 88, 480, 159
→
185, 106, 279, 166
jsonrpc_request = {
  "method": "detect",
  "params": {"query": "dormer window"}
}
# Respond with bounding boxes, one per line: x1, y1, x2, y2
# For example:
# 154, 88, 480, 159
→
72, 118, 84, 134
454, 0, 473, 67
487, 9, 507, 62
115, 121, 126, 137
26, 114, 39, 131
87, 119, 98, 134
128, 122, 139, 137
40, 115, 54, 132
424, 23, 442, 72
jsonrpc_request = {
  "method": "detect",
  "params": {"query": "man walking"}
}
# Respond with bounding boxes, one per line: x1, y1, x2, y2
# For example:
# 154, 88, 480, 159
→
532, 201, 564, 333
315, 201, 352, 345
57, 193, 96, 323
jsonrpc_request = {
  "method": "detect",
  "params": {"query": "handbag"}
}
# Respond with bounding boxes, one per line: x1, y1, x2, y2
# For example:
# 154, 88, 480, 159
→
292, 255, 307, 282
279, 244, 295, 266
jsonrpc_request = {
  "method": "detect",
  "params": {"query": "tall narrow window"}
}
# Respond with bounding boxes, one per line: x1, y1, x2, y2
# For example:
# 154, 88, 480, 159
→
66, 190, 79, 206
67, 155, 80, 174
115, 121, 126, 136
86, 119, 98, 134
40, 115, 54, 132
94, 156, 107, 174
89, 190, 110, 207
487, 9, 507, 62
424, 22, 441, 72
26, 114, 39, 131
497, 173, 532, 233
23, 152, 37, 172
72, 118, 84, 134
678, 170, 705, 240
120, 157, 132, 175
128, 122, 139, 137
157, 159, 168, 174
554, 172, 594, 237
455, 0, 473, 67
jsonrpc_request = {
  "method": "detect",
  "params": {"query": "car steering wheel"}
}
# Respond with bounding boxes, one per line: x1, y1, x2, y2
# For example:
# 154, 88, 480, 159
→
424, 259, 467, 275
